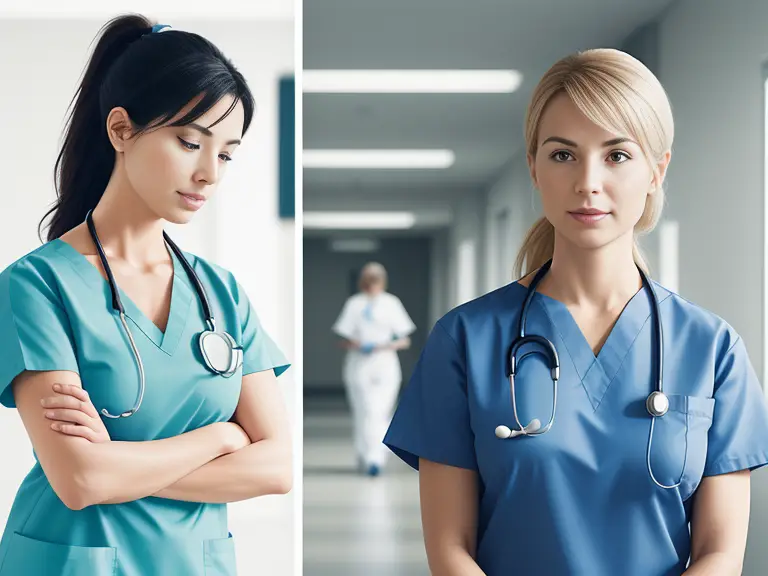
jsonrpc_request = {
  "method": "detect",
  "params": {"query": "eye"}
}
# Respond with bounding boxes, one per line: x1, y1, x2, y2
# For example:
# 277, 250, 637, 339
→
178, 137, 200, 150
608, 151, 631, 164
219, 154, 233, 163
550, 150, 574, 162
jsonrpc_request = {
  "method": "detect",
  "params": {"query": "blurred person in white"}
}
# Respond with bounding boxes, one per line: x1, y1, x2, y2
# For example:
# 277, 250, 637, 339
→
333, 262, 416, 477
0, 14, 291, 576
384, 48, 768, 575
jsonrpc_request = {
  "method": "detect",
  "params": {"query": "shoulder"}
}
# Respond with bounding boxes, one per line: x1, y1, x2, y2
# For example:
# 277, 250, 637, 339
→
0, 242, 65, 293
653, 281, 740, 354
436, 282, 524, 338
343, 293, 366, 307
180, 249, 241, 292
382, 292, 405, 306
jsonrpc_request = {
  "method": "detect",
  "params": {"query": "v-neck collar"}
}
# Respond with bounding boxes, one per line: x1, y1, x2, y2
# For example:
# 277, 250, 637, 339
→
511, 280, 670, 411
53, 238, 194, 356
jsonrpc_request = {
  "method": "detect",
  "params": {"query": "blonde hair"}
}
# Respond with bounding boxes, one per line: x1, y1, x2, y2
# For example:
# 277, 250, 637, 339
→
359, 261, 387, 291
514, 48, 674, 279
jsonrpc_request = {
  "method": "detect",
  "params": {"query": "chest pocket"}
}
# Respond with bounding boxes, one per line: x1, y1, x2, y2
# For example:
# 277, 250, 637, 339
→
648, 394, 715, 501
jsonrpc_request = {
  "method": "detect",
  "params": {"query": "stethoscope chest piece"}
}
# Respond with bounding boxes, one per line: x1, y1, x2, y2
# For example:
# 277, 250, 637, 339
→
199, 320, 243, 378
646, 390, 669, 418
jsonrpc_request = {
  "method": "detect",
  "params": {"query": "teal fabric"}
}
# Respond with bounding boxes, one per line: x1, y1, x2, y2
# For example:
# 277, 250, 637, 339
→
0, 239, 289, 575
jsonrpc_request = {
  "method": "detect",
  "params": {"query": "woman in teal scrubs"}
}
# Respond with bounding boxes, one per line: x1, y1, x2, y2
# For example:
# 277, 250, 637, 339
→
385, 48, 768, 575
0, 14, 291, 576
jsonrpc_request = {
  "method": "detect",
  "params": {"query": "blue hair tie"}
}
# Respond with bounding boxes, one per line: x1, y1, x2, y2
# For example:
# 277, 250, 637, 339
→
151, 24, 172, 33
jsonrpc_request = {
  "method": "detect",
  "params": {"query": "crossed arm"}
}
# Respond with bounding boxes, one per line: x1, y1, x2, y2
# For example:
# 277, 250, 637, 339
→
419, 459, 749, 576
12, 368, 292, 510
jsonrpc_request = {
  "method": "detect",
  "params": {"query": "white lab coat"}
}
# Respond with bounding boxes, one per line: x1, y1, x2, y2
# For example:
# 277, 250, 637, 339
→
332, 291, 416, 468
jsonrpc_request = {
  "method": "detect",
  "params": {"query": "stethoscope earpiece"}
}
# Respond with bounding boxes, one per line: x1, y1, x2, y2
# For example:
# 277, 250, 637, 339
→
495, 418, 542, 439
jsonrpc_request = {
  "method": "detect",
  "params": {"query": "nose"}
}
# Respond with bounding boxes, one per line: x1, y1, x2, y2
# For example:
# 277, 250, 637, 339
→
574, 156, 605, 195
194, 153, 219, 186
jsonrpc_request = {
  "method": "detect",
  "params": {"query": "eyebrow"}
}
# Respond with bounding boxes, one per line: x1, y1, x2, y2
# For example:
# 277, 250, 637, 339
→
541, 136, 636, 148
188, 123, 241, 146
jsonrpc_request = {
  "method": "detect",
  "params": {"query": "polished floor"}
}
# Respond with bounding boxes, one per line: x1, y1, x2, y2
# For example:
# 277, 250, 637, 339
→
303, 394, 429, 576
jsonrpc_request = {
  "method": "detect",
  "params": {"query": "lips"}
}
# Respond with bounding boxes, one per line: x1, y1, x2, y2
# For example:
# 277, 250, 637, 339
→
569, 208, 608, 215
178, 191, 206, 202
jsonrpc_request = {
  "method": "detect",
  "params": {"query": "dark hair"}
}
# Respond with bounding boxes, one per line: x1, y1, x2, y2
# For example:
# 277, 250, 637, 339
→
39, 14, 255, 242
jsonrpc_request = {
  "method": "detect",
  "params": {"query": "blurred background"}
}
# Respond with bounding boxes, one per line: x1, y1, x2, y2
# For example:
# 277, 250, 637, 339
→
0, 3, 296, 574
302, 0, 768, 574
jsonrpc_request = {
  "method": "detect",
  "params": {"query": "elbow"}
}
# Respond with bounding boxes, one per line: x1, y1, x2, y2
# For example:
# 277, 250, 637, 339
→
271, 457, 293, 495
264, 447, 293, 495
53, 471, 97, 511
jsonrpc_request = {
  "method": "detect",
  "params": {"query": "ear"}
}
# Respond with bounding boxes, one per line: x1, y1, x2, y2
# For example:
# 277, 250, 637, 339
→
105, 107, 136, 153
527, 152, 538, 189
650, 150, 672, 193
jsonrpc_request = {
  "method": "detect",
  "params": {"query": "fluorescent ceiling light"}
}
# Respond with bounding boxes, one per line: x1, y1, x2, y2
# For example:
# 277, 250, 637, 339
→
303, 69, 523, 93
304, 149, 455, 169
329, 238, 381, 253
304, 212, 416, 230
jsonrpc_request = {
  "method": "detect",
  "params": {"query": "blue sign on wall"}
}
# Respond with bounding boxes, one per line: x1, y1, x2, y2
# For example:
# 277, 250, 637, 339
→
279, 75, 295, 219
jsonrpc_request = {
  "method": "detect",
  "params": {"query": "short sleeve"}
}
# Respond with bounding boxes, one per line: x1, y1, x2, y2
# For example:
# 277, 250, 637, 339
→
0, 260, 80, 408
383, 320, 478, 471
236, 281, 290, 378
703, 335, 768, 476
389, 296, 416, 338
332, 298, 357, 340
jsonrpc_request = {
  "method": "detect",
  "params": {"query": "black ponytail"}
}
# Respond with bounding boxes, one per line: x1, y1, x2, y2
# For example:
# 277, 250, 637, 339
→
39, 14, 255, 242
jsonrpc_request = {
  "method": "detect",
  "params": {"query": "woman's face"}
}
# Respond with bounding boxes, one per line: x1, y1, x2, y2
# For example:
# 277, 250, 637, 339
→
116, 93, 245, 225
528, 92, 669, 252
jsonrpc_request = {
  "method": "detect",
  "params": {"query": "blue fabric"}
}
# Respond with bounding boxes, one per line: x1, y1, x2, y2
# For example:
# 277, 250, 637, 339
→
359, 342, 375, 354
384, 280, 768, 575
0, 239, 289, 576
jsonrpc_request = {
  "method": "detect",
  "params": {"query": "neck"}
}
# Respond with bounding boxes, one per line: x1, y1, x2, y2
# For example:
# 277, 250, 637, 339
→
539, 230, 643, 311
89, 167, 169, 268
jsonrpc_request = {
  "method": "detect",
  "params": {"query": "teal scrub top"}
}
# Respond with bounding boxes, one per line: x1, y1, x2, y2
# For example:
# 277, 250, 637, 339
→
0, 239, 290, 576
384, 280, 768, 575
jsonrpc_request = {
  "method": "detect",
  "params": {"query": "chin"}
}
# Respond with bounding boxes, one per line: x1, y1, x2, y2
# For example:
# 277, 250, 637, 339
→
161, 209, 195, 226
561, 230, 617, 251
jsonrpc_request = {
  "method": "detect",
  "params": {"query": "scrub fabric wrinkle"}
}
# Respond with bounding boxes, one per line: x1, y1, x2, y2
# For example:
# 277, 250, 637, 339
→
384, 279, 768, 576
0, 239, 290, 576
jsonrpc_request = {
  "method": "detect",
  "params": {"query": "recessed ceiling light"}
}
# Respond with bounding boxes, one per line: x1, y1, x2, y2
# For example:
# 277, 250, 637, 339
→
303, 69, 523, 93
304, 212, 417, 230
303, 149, 455, 169
329, 239, 382, 253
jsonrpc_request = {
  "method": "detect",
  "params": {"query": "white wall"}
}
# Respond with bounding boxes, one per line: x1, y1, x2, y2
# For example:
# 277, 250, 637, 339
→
449, 192, 486, 306
655, 1, 768, 572
429, 229, 449, 327
484, 156, 540, 293
0, 17, 295, 575
656, 0, 763, 370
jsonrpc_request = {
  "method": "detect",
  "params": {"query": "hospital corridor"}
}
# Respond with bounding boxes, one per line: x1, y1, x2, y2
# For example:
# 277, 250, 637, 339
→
303, 0, 768, 574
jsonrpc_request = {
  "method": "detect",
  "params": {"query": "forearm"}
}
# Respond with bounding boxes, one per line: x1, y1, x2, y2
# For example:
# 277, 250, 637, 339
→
152, 437, 292, 503
382, 337, 410, 351
75, 423, 232, 507
683, 552, 742, 575
428, 548, 486, 576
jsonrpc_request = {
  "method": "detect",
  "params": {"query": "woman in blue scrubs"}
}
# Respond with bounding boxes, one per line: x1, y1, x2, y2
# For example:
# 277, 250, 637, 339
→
385, 48, 768, 575
0, 14, 291, 576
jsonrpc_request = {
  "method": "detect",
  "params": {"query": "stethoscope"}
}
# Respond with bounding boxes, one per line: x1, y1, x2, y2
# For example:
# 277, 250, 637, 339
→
495, 258, 680, 490
85, 210, 243, 419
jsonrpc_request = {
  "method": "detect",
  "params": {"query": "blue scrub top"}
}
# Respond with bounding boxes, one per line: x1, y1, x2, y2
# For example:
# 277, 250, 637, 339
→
384, 279, 768, 576
0, 239, 289, 576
